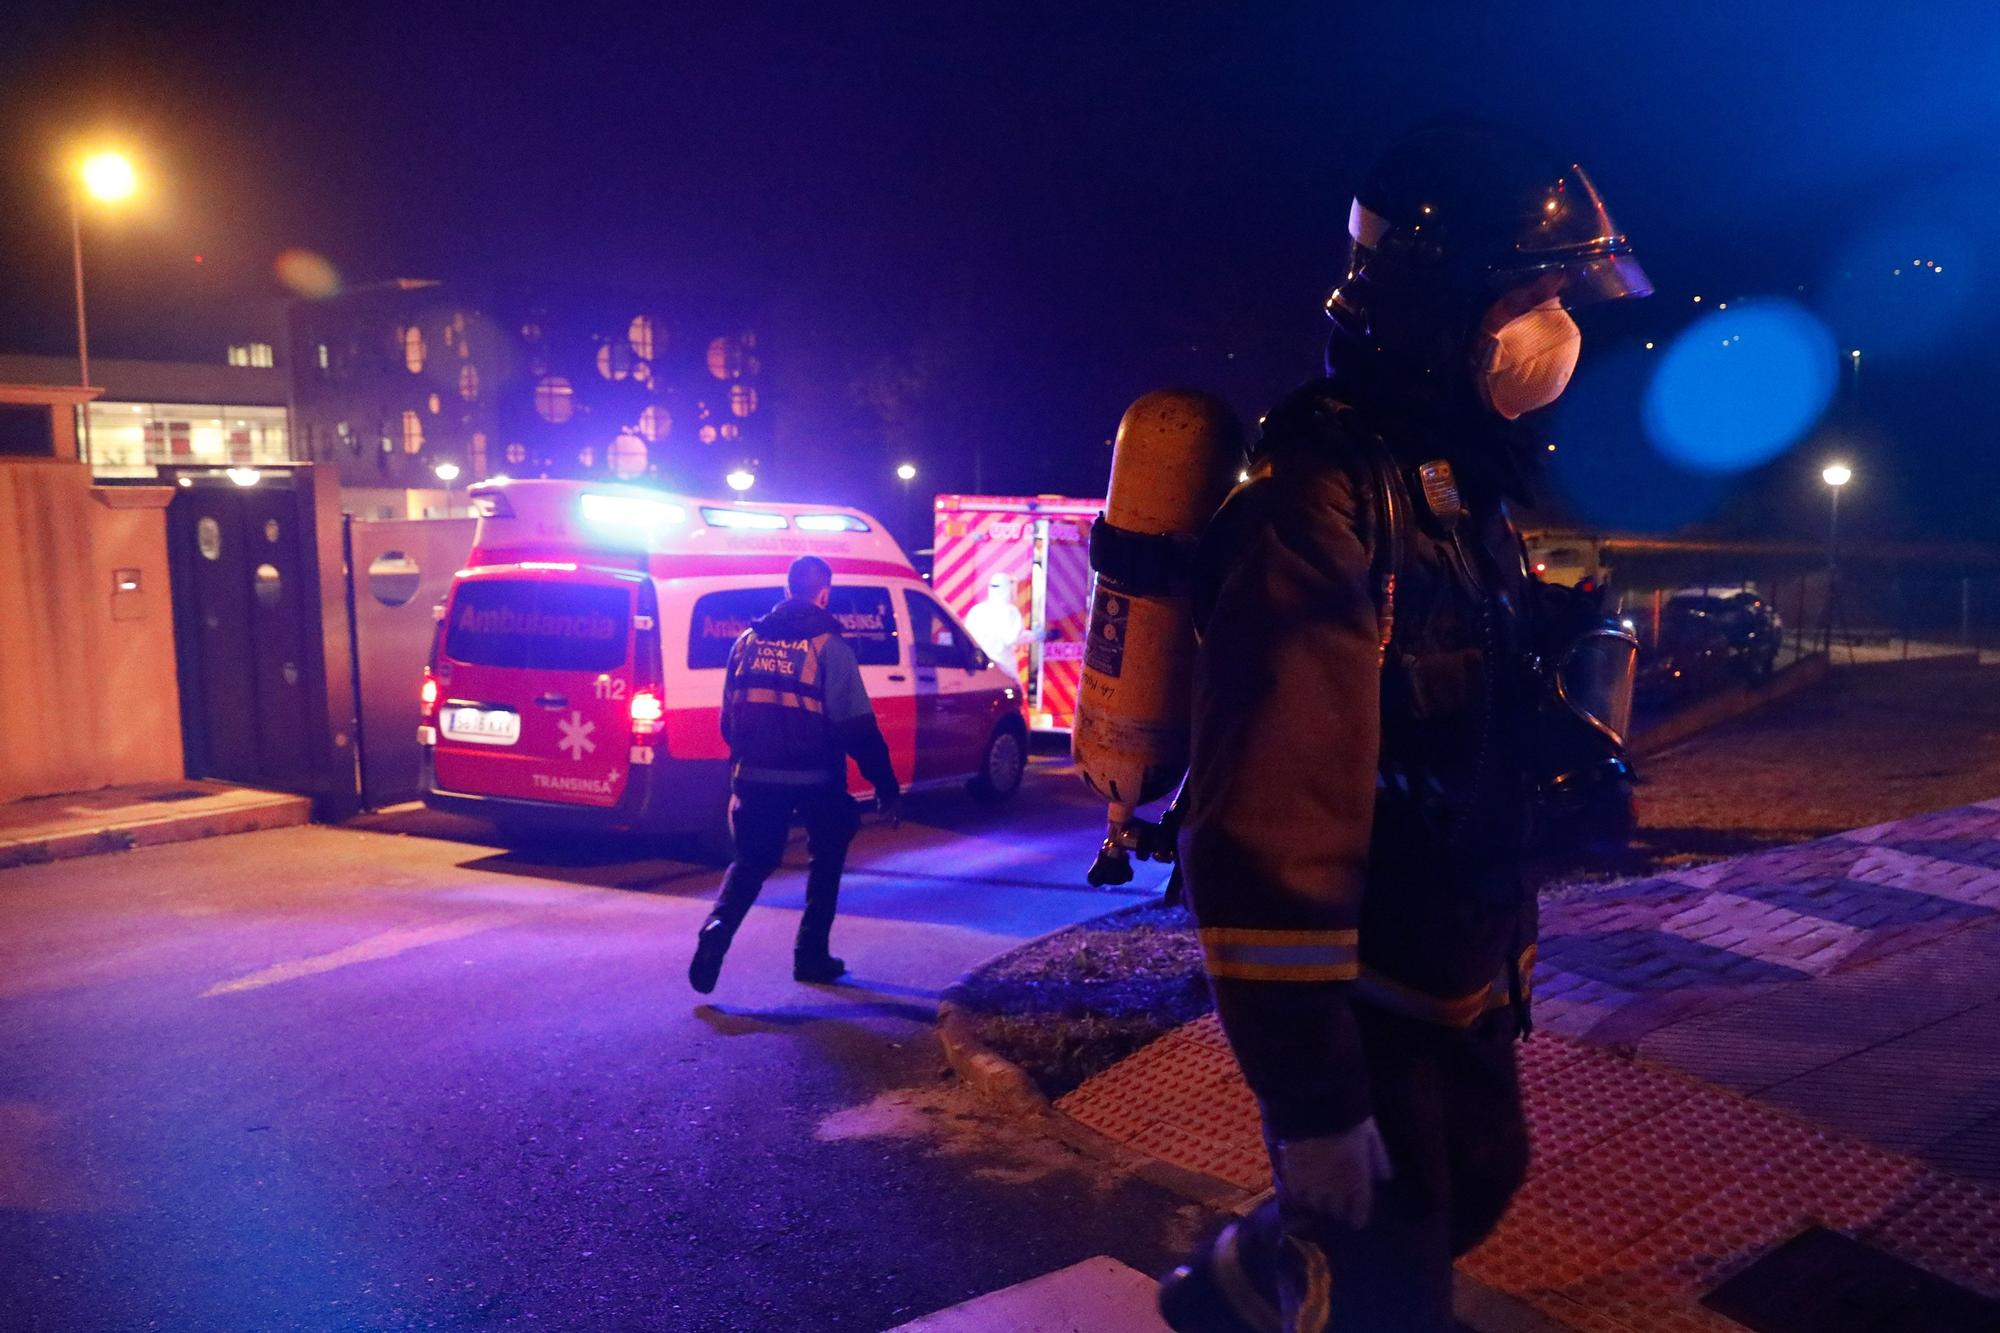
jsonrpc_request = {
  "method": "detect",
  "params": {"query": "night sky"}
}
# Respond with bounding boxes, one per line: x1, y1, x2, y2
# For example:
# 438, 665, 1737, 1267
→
5, 3, 1999, 540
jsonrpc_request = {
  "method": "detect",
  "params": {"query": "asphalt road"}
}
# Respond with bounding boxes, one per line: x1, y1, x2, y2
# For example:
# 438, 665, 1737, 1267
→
0, 759, 1211, 1332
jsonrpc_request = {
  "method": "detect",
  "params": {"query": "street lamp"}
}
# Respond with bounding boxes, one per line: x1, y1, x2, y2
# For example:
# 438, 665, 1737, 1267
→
1821, 462, 1852, 653
894, 461, 920, 549
69, 149, 140, 460
725, 468, 756, 493
433, 461, 461, 484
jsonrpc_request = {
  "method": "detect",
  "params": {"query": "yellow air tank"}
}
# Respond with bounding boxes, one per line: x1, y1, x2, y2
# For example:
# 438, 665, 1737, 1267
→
1074, 389, 1243, 885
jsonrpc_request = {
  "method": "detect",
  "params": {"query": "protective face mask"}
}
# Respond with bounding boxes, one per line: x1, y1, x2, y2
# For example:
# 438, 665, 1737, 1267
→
1476, 298, 1581, 420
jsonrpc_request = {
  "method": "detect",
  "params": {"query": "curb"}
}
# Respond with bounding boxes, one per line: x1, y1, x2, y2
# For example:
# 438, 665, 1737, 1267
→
937, 992, 1261, 1214
0, 791, 311, 871
937, 982, 1568, 1331
1630, 650, 1830, 758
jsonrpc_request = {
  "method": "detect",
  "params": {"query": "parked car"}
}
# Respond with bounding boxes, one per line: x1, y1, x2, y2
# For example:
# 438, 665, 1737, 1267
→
1636, 587, 1783, 702
1670, 587, 1784, 680
419, 480, 1029, 852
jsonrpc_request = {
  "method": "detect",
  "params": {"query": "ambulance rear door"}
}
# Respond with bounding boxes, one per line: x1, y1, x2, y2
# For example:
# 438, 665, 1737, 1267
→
1029, 512, 1093, 731
431, 567, 640, 808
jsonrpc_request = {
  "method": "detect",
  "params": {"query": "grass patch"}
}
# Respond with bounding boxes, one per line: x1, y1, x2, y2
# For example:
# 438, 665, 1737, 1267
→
949, 898, 1207, 1100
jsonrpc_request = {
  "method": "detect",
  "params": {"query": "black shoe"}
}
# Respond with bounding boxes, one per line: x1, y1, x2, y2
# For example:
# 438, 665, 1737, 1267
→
793, 953, 847, 984
1157, 1217, 1282, 1333
689, 921, 732, 994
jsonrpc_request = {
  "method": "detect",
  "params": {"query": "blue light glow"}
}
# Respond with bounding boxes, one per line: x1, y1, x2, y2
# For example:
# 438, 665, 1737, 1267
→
701, 507, 788, 530
1550, 349, 1732, 533
794, 513, 871, 533
1641, 299, 1837, 475
580, 492, 686, 530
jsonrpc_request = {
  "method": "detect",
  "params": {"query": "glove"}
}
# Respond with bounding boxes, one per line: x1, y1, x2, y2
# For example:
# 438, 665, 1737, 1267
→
1275, 1118, 1394, 1230
875, 791, 902, 829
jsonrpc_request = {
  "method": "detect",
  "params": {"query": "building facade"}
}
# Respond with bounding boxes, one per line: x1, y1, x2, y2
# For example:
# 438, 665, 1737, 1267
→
0, 352, 292, 480
286, 282, 766, 507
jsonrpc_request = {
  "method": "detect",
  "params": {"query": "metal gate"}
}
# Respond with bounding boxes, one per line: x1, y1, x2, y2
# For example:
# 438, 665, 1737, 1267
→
346, 516, 477, 807
167, 475, 320, 791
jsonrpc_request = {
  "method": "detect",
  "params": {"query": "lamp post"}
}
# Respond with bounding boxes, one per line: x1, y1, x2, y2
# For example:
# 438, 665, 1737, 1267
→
70, 150, 139, 461
895, 461, 917, 553
1821, 462, 1851, 654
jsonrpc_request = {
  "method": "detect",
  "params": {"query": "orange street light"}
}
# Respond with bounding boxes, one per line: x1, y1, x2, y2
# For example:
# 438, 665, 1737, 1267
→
69, 149, 141, 459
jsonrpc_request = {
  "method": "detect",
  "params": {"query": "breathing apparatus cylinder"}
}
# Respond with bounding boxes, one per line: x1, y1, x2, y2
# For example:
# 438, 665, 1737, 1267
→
1074, 389, 1244, 885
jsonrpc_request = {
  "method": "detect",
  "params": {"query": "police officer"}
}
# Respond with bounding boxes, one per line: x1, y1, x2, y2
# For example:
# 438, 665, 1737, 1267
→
1159, 124, 1650, 1331
688, 555, 901, 992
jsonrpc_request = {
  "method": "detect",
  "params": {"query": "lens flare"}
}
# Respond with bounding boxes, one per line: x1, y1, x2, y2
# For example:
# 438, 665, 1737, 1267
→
1642, 299, 1837, 475
275, 248, 341, 299
1549, 348, 1732, 533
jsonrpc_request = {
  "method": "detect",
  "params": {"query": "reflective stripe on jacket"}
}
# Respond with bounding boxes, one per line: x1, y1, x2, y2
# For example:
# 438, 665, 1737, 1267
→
722, 597, 900, 795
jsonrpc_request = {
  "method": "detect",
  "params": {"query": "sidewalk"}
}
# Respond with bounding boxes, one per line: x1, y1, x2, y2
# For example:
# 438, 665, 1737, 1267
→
0, 780, 309, 870
1058, 799, 2000, 1329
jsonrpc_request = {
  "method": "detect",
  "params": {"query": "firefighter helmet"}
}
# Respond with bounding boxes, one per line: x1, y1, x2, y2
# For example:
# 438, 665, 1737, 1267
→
1326, 122, 1652, 358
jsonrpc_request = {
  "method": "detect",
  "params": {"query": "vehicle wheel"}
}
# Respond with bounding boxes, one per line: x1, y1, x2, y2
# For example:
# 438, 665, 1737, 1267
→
969, 723, 1027, 801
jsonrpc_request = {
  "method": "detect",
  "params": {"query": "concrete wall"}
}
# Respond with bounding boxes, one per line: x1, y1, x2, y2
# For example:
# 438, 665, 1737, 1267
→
0, 460, 182, 801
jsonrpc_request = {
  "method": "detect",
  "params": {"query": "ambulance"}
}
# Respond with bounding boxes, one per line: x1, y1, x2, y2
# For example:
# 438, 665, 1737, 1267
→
420, 479, 1028, 848
931, 494, 1101, 732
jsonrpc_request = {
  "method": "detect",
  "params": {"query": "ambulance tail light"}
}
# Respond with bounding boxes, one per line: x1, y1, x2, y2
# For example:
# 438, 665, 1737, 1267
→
630, 688, 665, 734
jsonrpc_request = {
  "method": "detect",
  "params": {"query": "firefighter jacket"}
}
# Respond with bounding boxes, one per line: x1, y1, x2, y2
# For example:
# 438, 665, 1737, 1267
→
722, 598, 900, 798
1179, 382, 1538, 1140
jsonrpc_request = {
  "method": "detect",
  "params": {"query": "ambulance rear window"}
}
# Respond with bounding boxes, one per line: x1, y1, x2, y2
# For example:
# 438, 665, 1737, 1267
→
445, 580, 630, 671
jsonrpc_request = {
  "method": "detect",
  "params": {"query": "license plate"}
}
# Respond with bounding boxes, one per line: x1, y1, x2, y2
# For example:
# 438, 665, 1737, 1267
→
440, 706, 521, 746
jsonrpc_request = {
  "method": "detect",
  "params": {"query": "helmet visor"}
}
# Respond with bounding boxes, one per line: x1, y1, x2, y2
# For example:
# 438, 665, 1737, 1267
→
1505, 164, 1652, 304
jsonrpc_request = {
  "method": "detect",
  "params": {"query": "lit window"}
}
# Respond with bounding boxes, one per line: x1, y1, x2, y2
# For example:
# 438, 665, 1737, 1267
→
250, 343, 273, 368
730, 384, 759, 417
628, 316, 656, 360
227, 344, 249, 367
719, 422, 741, 441
316, 343, 330, 371
427, 393, 441, 414
706, 336, 740, 380
534, 376, 574, 423
402, 326, 427, 374
698, 424, 718, 444
458, 364, 480, 402
637, 405, 671, 442
470, 432, 488, 477
578, 446, 596, 468
504, 442, 527, 465
402, 410, 424, 453
596, 342, 631, 381
609, 433, 648, 479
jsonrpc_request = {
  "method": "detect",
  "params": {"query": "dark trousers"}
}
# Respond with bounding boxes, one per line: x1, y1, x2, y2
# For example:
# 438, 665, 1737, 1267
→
1246, 1007, 1529, 1332
706, 780, 860, 959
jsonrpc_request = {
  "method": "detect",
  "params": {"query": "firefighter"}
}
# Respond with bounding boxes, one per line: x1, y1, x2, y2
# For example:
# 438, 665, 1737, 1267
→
1158, 123, 1651, 1331
688, 554, 901, 992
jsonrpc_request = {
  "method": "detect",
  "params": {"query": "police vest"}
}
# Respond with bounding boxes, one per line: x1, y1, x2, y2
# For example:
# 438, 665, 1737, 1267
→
724, 629, 839, 777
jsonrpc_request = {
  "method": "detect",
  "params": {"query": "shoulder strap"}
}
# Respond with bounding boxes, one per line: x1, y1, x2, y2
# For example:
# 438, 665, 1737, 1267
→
1253, 382, 1410, 667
